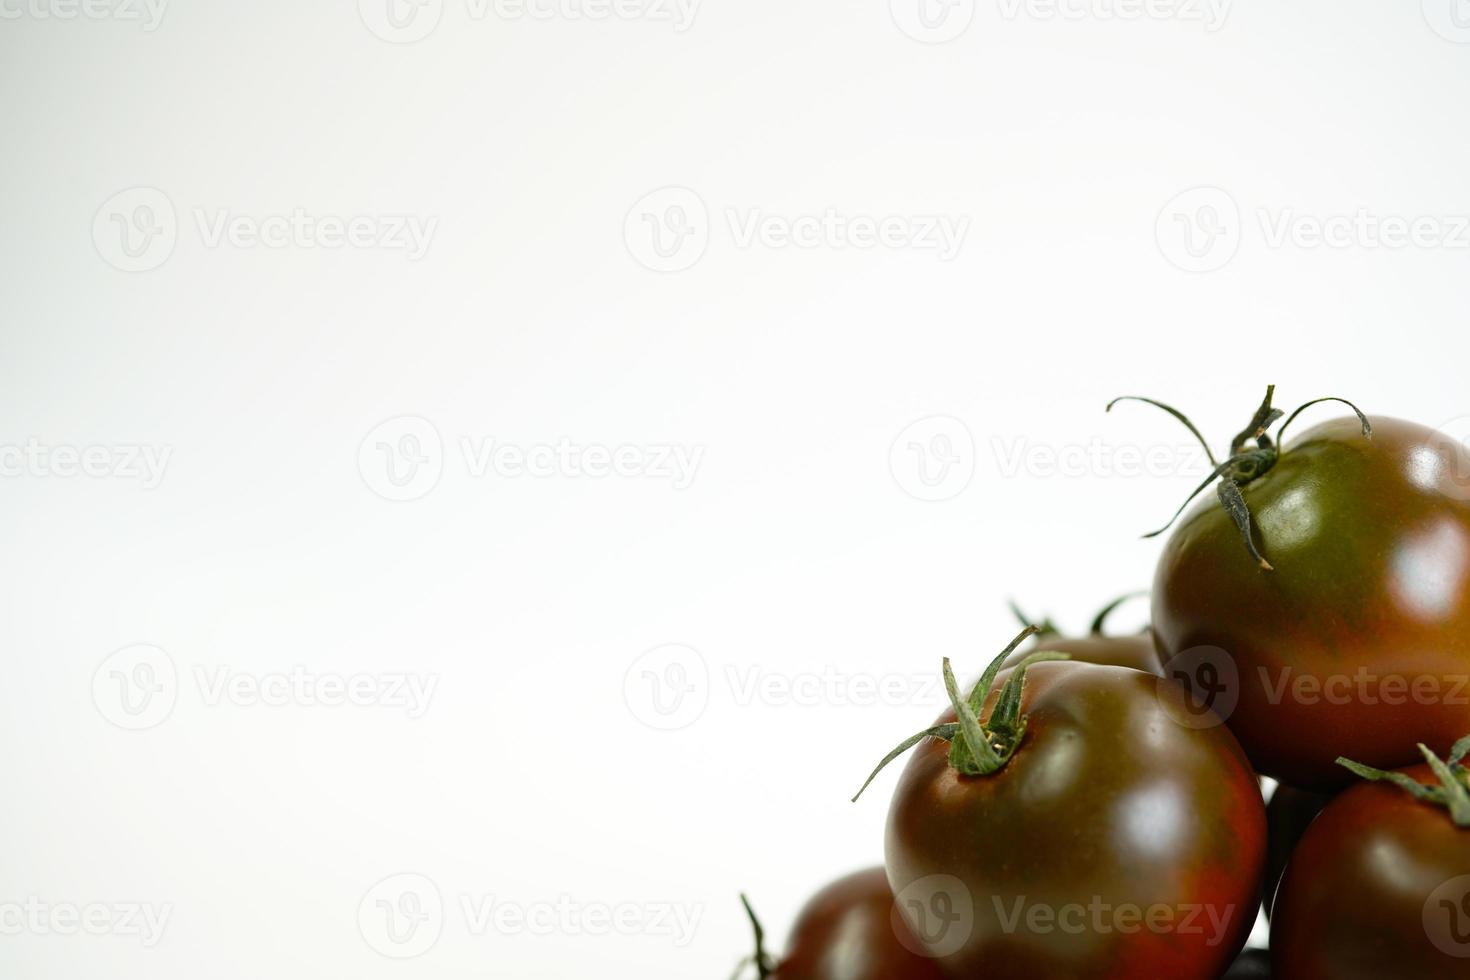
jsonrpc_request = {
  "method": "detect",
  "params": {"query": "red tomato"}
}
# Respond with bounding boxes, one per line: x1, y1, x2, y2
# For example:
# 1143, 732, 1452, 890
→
735, 868, 945, 980
1113, 388, 1470, 788
1271, 740, 1470, 978
856, 630, 1266, 979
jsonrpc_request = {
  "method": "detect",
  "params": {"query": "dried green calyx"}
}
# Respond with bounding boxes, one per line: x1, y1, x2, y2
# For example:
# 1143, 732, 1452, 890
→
1337, 734, 1470, 829
1107, 385, 1371, 571
851, 626, 1070, 802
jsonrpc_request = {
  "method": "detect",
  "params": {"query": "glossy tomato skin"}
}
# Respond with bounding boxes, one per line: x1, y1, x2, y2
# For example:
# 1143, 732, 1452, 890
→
774, 867, 946, 980
885, 662, 1265, 980
1153, 417, 1470, 789
1271, 764, 1470, 979
1007, 631, 1163, 676
1264, 785, 1332, 918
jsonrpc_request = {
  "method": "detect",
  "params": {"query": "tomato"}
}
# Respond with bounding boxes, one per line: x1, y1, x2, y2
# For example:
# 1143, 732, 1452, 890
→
1005, 594, 1161, 676
1114, 388, 1470, 789
856, 630, 1265, 979
1222, 948, 1271, 978
1270, 740, 1470, 978
1263, 785, 1331, 918
735, 868, 946, 980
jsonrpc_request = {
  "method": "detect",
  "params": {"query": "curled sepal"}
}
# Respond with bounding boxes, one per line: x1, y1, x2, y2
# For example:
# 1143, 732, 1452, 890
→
1275, 396, 1373, 448
851, 630, 1071, 803
1088, 591, 1148, 636
731, 894, 776, 980
1337, 738, 1470, 829
851, 724, 959, 803
1229, 385, 1282, 456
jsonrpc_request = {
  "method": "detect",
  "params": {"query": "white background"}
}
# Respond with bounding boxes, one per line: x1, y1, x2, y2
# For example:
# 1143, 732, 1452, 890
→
3, 0, 1470, 976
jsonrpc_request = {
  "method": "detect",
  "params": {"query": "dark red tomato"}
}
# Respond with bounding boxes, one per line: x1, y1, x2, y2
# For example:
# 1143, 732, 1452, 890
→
737, 868, 946, 980
1263, 785, 1332, 919
1222, 948, 1271, 978
870, 651, 1264, 979
1271, 760, 1470, 979
1151, 414, 1470, 789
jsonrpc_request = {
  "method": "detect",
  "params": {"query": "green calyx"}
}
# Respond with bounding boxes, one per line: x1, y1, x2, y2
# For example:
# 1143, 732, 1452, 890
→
1108, 385, 1371, 571
1337, 734, 1470, 829
1009, 592, 1147, 638
851, 627, 1071, 802
731, 894, 776, 980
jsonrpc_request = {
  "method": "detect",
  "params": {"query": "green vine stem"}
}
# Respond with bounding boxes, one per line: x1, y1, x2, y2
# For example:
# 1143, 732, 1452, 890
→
1337, 734, 1470, 829
1108, 386, 1371, 571
852, 627, 1071, 802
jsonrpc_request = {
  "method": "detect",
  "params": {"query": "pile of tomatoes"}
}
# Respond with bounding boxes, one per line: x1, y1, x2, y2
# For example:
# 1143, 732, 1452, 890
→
733, 389, 1470, 979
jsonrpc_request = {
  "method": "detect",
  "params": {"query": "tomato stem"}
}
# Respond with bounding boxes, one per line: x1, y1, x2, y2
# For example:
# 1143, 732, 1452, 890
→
851, 627, 1070, 802
1088, 591, 1149, 636
1108, 386, 1372, 570
1337, 737, 1470, 829
734, 894, 776, 980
